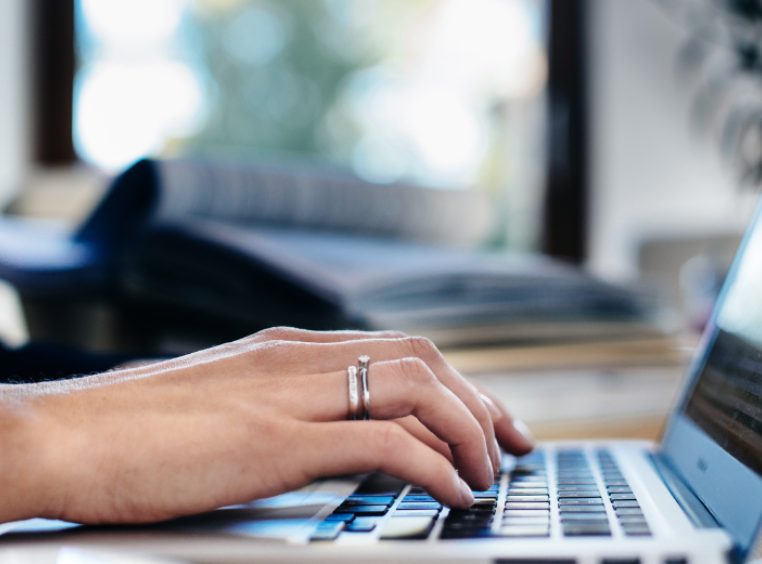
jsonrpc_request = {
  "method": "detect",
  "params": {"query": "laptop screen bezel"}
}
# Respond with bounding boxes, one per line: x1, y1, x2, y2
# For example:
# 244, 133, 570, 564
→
660, 198, 762, 556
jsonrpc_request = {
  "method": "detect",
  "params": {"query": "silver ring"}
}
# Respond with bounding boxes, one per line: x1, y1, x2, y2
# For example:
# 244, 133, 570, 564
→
358, 355, 371, 420
347, 365, 360, 420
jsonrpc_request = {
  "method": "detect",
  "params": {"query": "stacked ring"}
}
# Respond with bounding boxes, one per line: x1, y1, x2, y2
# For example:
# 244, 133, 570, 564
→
346, 365, 360, 420
358, 355, 371, 420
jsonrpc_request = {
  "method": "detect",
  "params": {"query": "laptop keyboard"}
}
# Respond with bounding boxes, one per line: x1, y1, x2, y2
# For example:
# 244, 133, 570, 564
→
311, 447, 651, 542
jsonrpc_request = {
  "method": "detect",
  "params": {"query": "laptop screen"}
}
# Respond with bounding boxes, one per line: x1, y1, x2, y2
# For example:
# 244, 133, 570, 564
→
662, 201, 762, 556
681, 227, 762, 476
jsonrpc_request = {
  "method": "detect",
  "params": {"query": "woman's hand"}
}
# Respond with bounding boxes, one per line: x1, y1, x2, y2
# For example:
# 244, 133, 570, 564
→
0, 328, 533, 525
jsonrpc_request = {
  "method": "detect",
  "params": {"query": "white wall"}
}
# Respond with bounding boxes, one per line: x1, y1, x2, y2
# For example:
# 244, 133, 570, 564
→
0, 0, 28, 208
587, 0, 758, 281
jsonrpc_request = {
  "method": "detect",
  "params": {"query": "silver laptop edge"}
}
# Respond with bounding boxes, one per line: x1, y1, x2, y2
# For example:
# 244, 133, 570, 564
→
659, 198, 762, 560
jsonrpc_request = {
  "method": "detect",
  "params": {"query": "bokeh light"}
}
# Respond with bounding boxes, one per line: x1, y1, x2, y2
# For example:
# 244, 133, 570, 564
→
74, 0, 547, 193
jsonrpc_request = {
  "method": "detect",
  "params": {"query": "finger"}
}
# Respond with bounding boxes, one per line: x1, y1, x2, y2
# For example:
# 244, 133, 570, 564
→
303, 420, 475, 509
247, 327, 407, 345
280, 359, 493, 488
476, 386, 535, 455
393, 417, 454, 463
265, 337, 501, 474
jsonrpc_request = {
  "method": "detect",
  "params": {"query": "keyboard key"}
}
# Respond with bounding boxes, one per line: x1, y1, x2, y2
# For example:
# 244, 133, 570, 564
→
509, 480, 548, 487
393, 509, 440, 518
339, 504, 389, 516
380, 517, 435, 540
345, 495, 394, 505
557, 492, 602, 498
397, 502, 442, 511
560, 512, 608, 522
447, 510, 494, 522
606, 486, 633, 493
403, 495, 436, 502
356, 474, 406, 496
620, 520, 650, 531
503, 509, 550, 517
310, 521, 345, 541
562, 524, 611, 536
609, 493, 637, 501
497, 525, 550, 537
444, 519, 492, 531
440, 527, 494, 539
344, 517, 377, 532
506, 495, 550, 502
502, 516, 550, 526
558, 498, 605, 506
325, 513, 354, 523
505, 502, 550, 510
507, 488, 548, 495
612, 501, 640, 509
471, 498, 497, 507
616, 514, 648, 524
615, 508, 645, 516
559, 505, 605, 513
622, 524, 651, 536
557, 485, 601, 492
471, 486, 499, 496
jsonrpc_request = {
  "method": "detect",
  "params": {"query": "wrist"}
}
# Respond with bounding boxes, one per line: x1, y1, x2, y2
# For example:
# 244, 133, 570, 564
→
0, 392, 64, 522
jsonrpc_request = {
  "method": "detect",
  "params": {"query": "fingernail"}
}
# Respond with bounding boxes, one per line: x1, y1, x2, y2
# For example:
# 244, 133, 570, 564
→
480, 393, 503, 421
484, 449, 496, 485
457, 476, 474, 507
513, 419, 535, 448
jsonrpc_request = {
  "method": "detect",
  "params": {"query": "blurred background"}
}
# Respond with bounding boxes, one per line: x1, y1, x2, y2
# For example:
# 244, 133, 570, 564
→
3, 0, 762, 442
1, 0, 761, 348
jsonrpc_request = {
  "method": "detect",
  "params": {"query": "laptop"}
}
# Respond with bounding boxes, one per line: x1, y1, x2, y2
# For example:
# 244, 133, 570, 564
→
4, 207, 762, 563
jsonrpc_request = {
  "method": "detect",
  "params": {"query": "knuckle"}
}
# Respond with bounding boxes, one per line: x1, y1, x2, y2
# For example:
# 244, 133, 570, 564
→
254, 338, 296, 359
256, 326, 295, 341
467, 397, 493, 432
371, 422, 406, 457
397, 357, 436, 387
383, 330, 408, 339
406, 336, 437, 359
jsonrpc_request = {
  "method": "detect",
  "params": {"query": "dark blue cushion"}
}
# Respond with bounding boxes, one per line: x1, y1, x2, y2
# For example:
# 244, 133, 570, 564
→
0, 159, 159, 297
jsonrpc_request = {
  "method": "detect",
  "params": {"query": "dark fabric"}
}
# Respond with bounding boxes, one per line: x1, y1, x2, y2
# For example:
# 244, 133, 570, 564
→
0, 340, 138, 383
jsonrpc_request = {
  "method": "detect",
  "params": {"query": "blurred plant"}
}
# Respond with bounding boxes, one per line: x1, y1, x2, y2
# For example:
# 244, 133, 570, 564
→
182, 1, 376, 162
657, 0, 762, 186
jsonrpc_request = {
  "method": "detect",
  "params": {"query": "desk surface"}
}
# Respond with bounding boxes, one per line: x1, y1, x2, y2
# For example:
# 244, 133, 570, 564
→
446, 335, 691, 442
470, 365, 684, 442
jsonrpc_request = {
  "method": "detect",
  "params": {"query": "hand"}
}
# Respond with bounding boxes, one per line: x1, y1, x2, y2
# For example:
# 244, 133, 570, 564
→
0, 328, 533, 525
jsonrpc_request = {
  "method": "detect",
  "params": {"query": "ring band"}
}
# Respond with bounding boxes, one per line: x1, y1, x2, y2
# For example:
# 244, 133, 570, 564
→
358, 355, 371, 420
347, 365, 360, 420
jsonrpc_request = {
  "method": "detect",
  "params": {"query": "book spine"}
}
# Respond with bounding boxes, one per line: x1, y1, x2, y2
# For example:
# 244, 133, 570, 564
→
154, 159, 493, 245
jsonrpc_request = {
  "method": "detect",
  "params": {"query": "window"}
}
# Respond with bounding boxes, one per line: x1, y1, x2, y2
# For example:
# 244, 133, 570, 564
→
73, 0, 548, 245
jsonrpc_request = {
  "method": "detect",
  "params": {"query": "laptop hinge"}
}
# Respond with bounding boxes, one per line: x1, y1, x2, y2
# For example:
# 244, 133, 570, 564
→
652, 453, 745, 563
650, 451, 720, 529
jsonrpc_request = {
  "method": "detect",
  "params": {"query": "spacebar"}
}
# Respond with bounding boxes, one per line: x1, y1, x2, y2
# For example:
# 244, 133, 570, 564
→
380, 517, 435, 540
